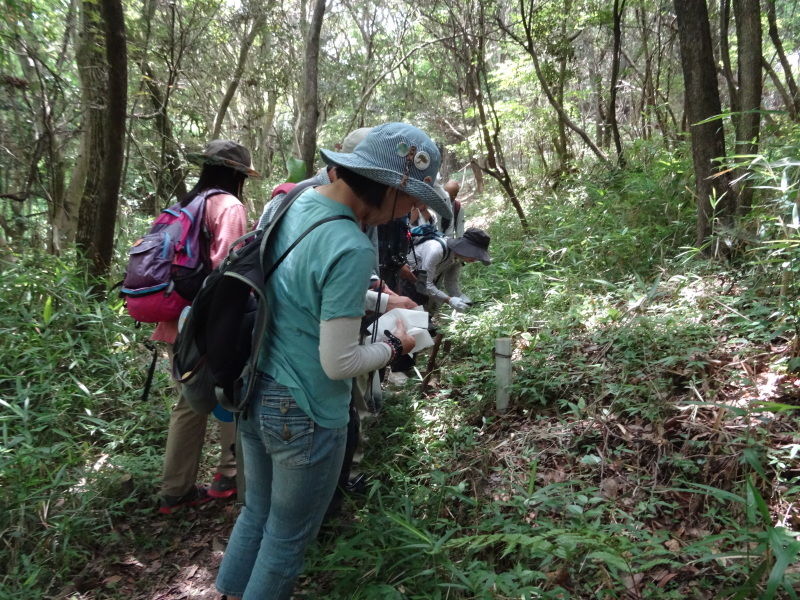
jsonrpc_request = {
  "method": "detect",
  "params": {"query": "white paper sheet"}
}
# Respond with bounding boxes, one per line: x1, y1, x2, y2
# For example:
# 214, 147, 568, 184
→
367, 307, 434, 354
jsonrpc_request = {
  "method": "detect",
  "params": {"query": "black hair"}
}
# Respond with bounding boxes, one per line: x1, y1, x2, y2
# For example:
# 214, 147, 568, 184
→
335, 166, 392, 209
180, 164, 247, 207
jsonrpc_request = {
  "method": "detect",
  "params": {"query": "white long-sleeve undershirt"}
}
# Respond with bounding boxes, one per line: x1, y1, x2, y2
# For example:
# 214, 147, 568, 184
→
319, 317, 392, 380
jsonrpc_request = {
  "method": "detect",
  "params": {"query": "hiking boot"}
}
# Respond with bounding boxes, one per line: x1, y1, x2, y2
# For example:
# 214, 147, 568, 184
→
159, 485, 211, 514
345, 473, 369, 495
208, 473, 237, 499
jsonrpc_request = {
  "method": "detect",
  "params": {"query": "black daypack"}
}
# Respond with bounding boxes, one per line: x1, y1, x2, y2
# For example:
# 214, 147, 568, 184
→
172, 183, 354, 415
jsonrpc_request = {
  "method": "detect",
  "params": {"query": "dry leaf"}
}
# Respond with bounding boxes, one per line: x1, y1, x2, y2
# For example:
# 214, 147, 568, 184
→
600, 478, 620, 499
183, 565, 198, 579
621, 572, 644, 590
657, 572, 679, 588
144, 559, 162, 574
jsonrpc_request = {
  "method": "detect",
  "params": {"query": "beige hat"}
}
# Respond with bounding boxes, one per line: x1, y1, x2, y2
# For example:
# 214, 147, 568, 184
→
340, 127, 373, 153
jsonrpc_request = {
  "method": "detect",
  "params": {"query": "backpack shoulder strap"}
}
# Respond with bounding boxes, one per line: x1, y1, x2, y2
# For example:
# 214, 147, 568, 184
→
436, 236, 450, 264
221, 180, 317, 267
264, 214, 354, 281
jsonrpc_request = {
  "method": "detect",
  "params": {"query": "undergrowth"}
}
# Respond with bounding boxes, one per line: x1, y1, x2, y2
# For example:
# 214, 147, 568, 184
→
3, 139, 800, 598
302, 147, 800, 598
0, 253, 173, 598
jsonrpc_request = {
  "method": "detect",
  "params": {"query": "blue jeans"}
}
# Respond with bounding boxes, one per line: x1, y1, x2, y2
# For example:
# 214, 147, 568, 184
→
216, 373, 347, 600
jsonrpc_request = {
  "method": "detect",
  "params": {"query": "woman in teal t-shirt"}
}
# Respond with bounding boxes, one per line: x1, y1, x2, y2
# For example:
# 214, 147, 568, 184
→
217, 123, 455, 600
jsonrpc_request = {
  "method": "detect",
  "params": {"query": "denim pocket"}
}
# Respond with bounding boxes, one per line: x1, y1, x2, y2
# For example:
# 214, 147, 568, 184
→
258, 398, 315, 467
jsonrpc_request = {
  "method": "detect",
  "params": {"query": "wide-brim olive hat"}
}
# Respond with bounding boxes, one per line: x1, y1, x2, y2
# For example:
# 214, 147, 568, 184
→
319, 123, 452, 220
187, 140, 261, 178
448, 227, 491, 265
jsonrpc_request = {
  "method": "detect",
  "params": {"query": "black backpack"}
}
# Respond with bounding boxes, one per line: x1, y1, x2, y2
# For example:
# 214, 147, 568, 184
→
410, 223, 450, 261
172, 183, 353, 415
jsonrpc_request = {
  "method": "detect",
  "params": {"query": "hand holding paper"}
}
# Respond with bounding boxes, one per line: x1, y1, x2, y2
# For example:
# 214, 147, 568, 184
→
367, 307, 434, 354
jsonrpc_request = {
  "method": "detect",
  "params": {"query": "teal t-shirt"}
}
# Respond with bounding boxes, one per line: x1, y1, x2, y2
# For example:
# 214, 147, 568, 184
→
256, 189, 374, 428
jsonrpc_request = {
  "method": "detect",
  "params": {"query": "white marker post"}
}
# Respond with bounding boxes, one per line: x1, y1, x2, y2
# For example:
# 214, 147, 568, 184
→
495, 337, 512, 413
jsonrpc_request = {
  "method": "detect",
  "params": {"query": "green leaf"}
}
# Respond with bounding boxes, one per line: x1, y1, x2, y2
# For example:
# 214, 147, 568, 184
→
286, 157, 306, 183
743, 449, 769, 483
752, 400, 800, 412
43, 296, 53, 325
747, 476, 772, 526
586, 550, 629, 571
669, 483, 746, 504
765, 528, 800, 599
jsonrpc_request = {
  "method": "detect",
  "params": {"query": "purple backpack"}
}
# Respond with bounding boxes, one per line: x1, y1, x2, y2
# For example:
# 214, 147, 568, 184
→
121, 189, 223, 323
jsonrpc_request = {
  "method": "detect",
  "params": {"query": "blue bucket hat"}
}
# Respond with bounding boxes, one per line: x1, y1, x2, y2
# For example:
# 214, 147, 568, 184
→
320, 123, 453, 220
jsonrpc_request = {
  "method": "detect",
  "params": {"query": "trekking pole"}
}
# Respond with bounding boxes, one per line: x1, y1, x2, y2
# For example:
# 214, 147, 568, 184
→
141, 342, 158, 402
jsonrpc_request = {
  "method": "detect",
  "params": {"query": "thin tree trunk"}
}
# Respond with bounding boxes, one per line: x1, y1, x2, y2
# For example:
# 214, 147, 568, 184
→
554, 0, 570, 168
471, 6, 528, 232
500, 1, 611, 167
529, 46, 611, 167
212, 15, 266, 139
732, 0, 761, 216
765, 0, 800, 118
763, 56, 796, 120
719, 0, 739, 124
608, 0, 626, 166
298, 0, 326, 179
141, 61, 187, 205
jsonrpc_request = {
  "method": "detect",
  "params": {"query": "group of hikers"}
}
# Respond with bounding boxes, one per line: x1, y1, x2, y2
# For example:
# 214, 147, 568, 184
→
150, 123, 491, 600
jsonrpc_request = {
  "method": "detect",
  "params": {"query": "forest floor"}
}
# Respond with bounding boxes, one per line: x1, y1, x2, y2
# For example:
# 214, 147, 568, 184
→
56, 481, 237, 600
56, 343, 800, 599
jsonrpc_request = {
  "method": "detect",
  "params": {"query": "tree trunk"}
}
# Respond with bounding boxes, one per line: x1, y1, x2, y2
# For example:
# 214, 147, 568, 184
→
500, 3, 611, 167
470, 6, 529, 232
141, 61, 187, 206
61, 133, 88, 246
674, 0, 734, 253
74, 0, 108, 269
75, 0, 127, 280
470, 159, 485, 194
211, 15, 266, 139
298, 0, 326, 179
732, 0, 761, 216
719, 0, 739, 125
607, 0, 626, 166
554, 0, 570, 169
765, 0, 800, 119
763, 56, 796, 121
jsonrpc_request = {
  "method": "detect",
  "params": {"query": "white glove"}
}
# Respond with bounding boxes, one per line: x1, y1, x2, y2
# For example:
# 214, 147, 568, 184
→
459, 294, 472, 305
448, 297, 470, 312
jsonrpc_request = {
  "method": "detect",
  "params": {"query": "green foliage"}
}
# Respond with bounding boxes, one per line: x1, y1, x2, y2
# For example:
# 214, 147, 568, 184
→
298, 140, 800, 598
0, 254, 171, 596
286, 156, 307, 183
